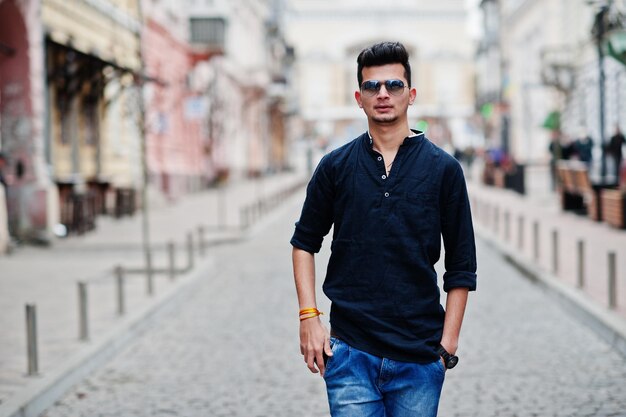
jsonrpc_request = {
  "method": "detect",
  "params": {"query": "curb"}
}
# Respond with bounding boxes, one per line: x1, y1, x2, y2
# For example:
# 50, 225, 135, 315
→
475, 224, 626, 358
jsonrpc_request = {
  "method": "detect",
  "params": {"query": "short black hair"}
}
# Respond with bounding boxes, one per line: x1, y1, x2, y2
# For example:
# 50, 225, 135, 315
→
357, 41, 411, 87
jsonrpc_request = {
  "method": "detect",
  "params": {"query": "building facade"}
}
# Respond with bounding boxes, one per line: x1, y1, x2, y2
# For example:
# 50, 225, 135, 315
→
0, 0, 56, 246
186, 0, 294, 179
44, 0, 143, 230
475, 0, 626, 179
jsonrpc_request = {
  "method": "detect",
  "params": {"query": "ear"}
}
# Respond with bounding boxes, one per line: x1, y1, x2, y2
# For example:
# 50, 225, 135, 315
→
408, 87, 416, 105
355, 90, 363, 108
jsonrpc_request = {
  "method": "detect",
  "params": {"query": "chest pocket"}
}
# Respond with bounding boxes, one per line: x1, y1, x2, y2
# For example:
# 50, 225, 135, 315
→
401, 192, 440, 236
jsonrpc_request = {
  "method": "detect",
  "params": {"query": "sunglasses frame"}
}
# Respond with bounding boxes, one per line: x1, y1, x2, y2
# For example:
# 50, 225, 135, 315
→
360, 79, 408, 97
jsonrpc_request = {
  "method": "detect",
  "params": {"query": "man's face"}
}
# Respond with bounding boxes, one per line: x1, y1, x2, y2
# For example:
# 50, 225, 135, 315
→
355, 63, 416, 125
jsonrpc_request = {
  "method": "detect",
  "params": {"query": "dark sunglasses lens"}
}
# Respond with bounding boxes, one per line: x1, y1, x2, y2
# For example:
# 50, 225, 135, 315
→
362, 81, 380, 94
385, 80, 405, 94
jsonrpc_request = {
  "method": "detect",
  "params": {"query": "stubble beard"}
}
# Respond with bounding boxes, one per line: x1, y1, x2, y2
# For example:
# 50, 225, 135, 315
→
371, 114, 399, 124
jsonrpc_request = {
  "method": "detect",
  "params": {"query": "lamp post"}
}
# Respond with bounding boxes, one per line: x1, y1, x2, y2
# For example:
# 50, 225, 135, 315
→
135, 0, 153, 292
588, 0, 611, 182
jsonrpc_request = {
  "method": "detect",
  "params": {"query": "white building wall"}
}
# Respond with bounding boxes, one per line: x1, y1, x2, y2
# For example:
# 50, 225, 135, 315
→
185, 0, 274, 177
284, 0, 476, 149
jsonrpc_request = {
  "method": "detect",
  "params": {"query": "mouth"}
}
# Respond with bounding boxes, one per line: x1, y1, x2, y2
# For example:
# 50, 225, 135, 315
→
374, 105, 393, 111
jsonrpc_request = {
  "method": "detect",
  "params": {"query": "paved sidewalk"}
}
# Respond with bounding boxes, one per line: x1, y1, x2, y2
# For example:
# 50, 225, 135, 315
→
0, 171, 307, 413
468, 180, 626, 355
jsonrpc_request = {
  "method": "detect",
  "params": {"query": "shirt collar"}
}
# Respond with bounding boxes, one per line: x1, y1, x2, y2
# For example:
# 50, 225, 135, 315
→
366, 129, 424, 147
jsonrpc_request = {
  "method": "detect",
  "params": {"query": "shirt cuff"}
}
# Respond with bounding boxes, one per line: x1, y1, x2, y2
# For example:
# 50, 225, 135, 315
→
290, 226, 324, 254
443, 271, 477, 292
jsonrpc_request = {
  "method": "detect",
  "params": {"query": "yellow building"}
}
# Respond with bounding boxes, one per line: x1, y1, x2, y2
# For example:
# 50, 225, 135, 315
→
44, 0, 143, 232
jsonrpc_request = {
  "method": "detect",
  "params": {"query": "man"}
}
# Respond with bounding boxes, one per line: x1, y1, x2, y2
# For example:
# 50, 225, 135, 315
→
290, 41, 476, 416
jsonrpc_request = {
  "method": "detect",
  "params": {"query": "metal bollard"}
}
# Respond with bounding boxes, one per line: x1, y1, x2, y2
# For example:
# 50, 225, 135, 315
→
146, 255, 154, 296
504, 211, 510, 241
494, 206, 500, 234
198, 226, 206, 257
533, 221, 539, 261
168, 241, 176, 281
25, 304, 38, 376
552, 229, 558, 274
187, 232, 195, 271
483, 202, 489, 228
480, 201, 484, 225
218, 187, 226, 230
608, 252, 617, 309
518, 215, 524, 250
115, 266, 125, 316
240, 207, 247, 230
577, 240, 585, 289
78, 282, 89, 341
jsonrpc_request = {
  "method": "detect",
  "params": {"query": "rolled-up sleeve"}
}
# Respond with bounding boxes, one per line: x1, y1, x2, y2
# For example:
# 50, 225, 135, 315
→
440, 162, 477, 292
290, 154, 335, 253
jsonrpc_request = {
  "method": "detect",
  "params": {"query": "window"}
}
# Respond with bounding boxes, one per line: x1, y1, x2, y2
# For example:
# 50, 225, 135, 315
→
190, 17, 226, 48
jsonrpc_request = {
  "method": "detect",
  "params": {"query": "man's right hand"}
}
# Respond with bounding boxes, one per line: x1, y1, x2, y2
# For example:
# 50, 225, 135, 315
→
299, 317, 333, 377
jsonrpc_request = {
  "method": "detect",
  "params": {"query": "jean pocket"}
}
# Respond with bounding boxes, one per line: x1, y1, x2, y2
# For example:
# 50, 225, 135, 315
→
324, 337, 342, 375
436, 357, 446, 374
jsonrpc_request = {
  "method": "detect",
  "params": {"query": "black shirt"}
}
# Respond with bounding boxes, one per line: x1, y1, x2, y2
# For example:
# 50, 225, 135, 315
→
290, 130, 477, 363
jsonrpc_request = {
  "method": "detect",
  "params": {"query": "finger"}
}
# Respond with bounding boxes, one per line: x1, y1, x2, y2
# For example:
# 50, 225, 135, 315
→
315, 350, 325, 377
306, 353, 319, 373
324, 338, 333, 357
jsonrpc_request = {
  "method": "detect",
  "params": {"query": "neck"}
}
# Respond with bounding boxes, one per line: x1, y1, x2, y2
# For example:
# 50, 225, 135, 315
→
368, 123, 412, 152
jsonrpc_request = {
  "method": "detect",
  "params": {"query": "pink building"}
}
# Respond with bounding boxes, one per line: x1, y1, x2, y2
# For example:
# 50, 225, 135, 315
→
143, 18, 211, 200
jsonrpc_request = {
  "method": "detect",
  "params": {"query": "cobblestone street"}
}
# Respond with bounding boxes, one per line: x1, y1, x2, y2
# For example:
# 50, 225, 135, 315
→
40, 193, 626, 417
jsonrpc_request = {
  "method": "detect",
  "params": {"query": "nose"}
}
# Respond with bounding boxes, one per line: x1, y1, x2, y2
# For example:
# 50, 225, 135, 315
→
377, 84, 391, 98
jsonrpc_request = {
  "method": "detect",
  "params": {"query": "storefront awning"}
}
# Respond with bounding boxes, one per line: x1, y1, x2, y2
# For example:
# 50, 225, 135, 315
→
542, 110, 560, 131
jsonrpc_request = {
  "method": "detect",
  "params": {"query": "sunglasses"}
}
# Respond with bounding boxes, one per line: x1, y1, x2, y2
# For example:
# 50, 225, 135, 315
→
360, 79, 408, 97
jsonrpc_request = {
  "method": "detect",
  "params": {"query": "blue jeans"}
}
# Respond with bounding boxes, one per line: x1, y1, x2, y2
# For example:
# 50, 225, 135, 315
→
324, 337, 445, 417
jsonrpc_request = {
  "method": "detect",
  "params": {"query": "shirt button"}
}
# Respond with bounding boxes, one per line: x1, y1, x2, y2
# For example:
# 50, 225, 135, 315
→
384, 192, 390, 197
382, 175, 387, 180
377, 156, 382, 161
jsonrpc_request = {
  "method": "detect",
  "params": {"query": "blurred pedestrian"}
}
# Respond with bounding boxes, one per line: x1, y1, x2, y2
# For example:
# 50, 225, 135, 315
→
608, 126, 625, 184
290, 41, 477, 417
548, 131, 563, 191
573, 132, 594, 165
